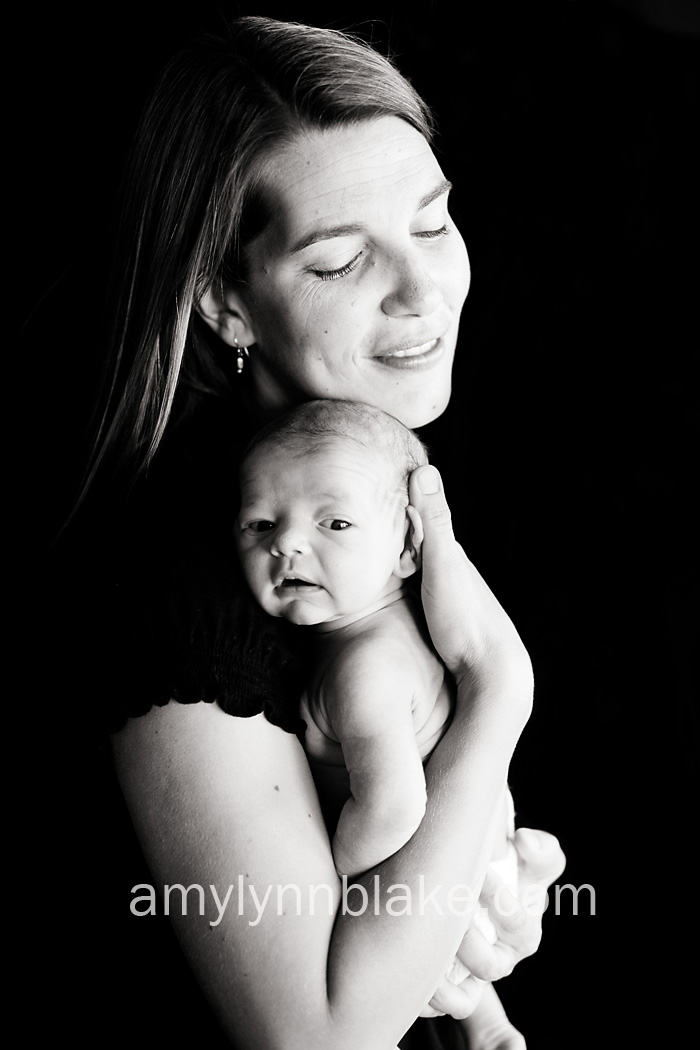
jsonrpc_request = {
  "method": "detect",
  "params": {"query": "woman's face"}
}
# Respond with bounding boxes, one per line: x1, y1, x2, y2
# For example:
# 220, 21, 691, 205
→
241, 116, 470, 429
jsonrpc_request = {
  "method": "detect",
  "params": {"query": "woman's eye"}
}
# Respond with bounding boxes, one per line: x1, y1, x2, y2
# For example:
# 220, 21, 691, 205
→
320, 518, 352, 531
311, 251, 363, 281
414, 224, 449, 240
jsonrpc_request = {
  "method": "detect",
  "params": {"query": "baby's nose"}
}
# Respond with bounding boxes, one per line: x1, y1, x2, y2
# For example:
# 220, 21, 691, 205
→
271, 524, 310, 557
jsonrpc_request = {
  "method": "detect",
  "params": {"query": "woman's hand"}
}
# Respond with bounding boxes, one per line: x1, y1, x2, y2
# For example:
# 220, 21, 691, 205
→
419, 950, 484, 1019
420, 972, 485, 1020
408, 465, 533, 692
455, 827, 566, 983
419, 828, 564, 1021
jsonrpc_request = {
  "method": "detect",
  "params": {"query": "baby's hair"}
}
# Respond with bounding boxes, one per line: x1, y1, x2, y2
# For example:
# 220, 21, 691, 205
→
242, 400, 429, 508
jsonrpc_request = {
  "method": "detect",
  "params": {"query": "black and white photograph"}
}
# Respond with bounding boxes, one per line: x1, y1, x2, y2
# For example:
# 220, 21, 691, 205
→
22, 2, 697, 1047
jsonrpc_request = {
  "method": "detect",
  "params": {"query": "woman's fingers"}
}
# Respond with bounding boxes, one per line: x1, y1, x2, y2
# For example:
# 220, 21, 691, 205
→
512, 827, 567, 893
421, 973, 485, 1020
407, 466, 490, 676
409, 464, 455, 538
408, 467, 466, 674
478, 874, 542, 965
454, 921, 521, 983
456, 829, 566, 982
408, 465, 533, 687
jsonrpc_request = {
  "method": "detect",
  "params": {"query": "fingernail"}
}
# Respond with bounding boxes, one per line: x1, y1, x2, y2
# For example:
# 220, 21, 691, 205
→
418, 466, 440, 494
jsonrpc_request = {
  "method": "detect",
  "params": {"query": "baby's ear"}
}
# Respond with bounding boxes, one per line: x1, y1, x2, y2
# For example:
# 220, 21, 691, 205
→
395, 505, 424, 579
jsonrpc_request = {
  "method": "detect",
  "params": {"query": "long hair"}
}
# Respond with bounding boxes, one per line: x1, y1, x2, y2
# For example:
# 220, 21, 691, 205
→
82, 16, 433, 501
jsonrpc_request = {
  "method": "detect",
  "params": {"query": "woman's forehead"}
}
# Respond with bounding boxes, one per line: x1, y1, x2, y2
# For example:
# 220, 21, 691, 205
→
253, 116, 446, 252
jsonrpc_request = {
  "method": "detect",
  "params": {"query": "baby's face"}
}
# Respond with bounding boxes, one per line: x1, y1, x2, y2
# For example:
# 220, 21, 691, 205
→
236, 439, 408, 627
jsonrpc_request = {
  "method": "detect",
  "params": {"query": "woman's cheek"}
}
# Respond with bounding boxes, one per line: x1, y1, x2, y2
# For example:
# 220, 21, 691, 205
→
292, 276, 339, 328
448, 238, 471, 304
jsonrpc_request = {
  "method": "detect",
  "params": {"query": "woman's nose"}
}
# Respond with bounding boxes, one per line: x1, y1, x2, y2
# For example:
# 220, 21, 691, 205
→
381, 249, 443, 317
271, 524, 310, 557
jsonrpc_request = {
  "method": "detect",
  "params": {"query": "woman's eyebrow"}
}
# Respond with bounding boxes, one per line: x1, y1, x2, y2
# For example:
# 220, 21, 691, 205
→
418, 178, 452, 211
289, 178, 453, 255
290, 222, 365, 255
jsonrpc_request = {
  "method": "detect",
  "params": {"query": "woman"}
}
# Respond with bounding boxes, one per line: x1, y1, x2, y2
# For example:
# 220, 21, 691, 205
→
56, 17, 564, 1049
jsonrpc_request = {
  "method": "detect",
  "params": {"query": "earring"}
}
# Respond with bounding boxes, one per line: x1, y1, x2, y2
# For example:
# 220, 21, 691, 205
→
234, 337, 249, 375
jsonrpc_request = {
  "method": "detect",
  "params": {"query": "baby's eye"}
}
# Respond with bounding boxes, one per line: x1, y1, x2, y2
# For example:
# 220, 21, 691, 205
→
244, 520, 275, 534
320, 518, 352, 531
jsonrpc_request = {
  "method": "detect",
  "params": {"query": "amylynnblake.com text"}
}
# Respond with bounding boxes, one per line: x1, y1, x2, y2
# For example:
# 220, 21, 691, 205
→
130, 875, 595, 927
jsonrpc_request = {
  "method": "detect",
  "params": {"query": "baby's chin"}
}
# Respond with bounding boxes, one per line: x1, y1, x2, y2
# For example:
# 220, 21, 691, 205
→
276, 602, 331, 627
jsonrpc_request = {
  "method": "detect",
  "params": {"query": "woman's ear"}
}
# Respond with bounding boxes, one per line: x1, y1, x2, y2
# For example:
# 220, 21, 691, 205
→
395, 505, 424, 579
196, 281, 257, 348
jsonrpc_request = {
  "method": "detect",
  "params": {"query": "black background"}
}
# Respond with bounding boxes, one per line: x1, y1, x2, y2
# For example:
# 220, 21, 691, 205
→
21, 1, 698, 1047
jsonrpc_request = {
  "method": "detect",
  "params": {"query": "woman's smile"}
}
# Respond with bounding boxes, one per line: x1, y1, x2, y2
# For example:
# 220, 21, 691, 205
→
372, 335, 445, 368
239, 116, 471, 428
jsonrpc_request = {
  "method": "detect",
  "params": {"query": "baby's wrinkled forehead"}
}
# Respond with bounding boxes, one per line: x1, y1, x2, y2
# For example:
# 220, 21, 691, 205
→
241, 433, 410, 508
239, 399, 429, 516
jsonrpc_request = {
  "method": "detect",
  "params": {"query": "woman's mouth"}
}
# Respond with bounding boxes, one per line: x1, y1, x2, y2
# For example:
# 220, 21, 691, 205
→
388, 338, 438, 358
373, 337, 444, 369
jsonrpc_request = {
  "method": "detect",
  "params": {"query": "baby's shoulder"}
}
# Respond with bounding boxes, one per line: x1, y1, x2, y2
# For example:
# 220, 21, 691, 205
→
332, 624, 413, 674
319, 622, 417, 699
313, 634, 417, 737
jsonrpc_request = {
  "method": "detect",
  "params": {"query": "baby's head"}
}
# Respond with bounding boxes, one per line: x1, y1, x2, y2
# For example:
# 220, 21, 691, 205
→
236, 399, 428, 628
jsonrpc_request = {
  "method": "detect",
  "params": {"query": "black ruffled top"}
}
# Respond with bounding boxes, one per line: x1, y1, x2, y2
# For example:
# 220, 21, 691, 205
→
50, 391, 309, 741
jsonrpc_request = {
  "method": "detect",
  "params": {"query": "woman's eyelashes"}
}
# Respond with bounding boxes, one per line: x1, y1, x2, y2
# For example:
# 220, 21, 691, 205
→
415, 224, 449, 240
309, 225, 450, 281
311, 251, 363, 282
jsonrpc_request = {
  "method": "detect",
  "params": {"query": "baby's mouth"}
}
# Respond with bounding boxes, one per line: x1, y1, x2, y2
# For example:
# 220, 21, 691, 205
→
275, 573, 321, 592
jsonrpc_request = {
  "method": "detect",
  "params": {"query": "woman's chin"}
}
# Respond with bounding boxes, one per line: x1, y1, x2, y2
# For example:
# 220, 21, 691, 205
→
397, 385, 452, 429
366, 337, 454, 428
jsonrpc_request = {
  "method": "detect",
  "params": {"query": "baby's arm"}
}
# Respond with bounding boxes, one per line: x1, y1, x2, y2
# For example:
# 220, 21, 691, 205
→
322, 643, 428, 878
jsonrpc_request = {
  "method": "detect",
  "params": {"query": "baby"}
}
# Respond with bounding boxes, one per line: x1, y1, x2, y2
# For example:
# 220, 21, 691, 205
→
235, 399, 521, 1048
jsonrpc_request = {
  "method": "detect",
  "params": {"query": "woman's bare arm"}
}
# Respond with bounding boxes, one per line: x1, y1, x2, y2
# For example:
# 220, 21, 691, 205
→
114, 667, 524, 1049
112, 466, 543, 1049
